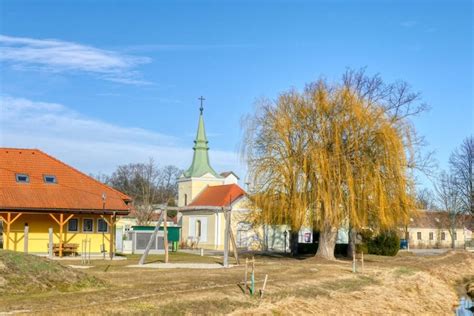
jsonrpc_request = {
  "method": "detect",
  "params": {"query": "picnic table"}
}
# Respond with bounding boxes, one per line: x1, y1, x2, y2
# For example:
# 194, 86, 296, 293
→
52, 243, 79, 256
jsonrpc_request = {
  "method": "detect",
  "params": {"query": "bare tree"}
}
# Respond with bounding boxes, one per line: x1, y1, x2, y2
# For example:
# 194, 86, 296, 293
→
435, 171, 463, 249
416, 187, 437, 210
449, 136, 474, 215
107, 160, 181, 225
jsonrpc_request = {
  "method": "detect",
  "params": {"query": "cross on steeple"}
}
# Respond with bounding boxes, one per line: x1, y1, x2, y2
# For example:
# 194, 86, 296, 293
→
198, 96, 205, 114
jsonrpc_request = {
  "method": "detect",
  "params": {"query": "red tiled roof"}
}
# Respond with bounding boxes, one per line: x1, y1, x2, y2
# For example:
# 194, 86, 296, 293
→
188, 184, 246, 207
0, 148, 131, 214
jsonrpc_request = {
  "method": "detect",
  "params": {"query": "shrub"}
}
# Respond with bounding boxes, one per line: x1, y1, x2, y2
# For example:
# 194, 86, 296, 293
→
356, 243, 368, 254
367, 231, 400, 256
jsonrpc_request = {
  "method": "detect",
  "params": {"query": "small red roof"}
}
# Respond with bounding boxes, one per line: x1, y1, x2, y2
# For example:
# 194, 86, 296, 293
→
0, 148, 131, 214
188, 184, 246, 207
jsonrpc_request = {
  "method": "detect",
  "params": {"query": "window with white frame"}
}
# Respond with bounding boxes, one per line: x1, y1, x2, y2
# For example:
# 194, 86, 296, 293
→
97, 218, 108, 233
417, 232, 422, 240
429, 232, 434, 240
43, 175, 57, 184
83, 218, 94, 232
68, 218, 79, 232
441, 232, 446, 240
15, 173, 29, 183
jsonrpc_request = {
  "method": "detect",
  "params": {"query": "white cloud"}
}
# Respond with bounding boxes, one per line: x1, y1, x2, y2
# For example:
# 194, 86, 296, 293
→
0, 34, 151, 85
0, 96, 242, 177
400, 20, 418, 28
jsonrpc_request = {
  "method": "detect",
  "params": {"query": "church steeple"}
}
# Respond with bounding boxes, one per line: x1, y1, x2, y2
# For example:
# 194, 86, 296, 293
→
183, 97, 220, 178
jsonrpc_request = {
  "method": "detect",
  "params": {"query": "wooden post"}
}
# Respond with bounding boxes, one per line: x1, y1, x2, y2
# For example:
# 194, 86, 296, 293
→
229, 226, 240, 265
59, 213, 64, 257
48, 228, 53, 258
251, 256, 255, 295
49, 213, 73, 258
223, 207, 230, 268
2, 212, 23, 251
352, 250, 356, 273
23, 224, 29, 253
6, 212, 11, 250
260, 274, 268, 298
110, 214, 115, 260
138, 212, 165, 265
164, 208, 169, 264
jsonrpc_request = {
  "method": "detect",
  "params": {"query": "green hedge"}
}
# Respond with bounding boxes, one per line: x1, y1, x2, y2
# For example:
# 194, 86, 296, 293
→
367, 231, 400, 256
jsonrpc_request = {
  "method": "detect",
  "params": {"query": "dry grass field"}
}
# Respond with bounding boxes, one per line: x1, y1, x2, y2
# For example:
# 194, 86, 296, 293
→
0, 250, 472, 315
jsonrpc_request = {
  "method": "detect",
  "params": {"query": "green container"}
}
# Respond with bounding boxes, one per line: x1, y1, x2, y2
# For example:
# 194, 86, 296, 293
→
131, 226, 181, 242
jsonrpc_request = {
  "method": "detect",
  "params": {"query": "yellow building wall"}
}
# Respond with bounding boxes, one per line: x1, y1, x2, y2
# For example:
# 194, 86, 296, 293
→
408, 227, 468, 249
177, 176, 225, 207
181, 211, 217, 248
2, 213, 113, 254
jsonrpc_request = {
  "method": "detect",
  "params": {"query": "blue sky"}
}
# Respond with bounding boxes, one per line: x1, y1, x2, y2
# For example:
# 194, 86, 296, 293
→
0, 0, 472, 188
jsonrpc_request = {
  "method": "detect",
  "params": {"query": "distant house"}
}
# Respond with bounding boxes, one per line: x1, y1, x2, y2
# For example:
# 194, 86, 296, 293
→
0, 148, 131, 256
405, 210, 473, 249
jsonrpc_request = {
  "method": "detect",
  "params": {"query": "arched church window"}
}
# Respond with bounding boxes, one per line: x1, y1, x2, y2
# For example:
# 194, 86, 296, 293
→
196, 220, 202, 238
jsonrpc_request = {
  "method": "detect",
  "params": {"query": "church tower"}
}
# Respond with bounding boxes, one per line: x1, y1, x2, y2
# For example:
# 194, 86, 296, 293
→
177, 99, 225, 207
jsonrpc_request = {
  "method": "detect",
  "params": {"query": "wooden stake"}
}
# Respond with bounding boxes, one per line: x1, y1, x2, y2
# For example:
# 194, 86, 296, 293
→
244, 258, 248, 294
251, 256, 255, 295
260, 274, 268, 298
164, 208, 169, 263
352, 250, 356, 273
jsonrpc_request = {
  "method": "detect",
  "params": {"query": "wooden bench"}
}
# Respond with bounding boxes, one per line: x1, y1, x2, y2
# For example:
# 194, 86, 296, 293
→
53, 243, 79, 256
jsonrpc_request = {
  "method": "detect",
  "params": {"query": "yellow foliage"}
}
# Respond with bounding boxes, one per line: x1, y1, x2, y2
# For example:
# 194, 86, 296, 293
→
243, 81, 415, 231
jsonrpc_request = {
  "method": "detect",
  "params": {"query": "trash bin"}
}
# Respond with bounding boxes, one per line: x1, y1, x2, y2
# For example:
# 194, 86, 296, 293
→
400, 239, 408, 249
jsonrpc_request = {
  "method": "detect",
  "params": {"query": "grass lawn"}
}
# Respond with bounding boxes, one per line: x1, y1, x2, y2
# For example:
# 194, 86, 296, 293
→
0, 250, 472, 315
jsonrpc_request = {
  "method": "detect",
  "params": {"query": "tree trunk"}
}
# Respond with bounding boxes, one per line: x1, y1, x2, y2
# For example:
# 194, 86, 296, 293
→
316, 224, 337, 260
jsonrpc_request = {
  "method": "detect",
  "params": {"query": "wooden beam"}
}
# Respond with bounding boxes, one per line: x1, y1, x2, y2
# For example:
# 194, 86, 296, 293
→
100, 214, 112, 226
10, 213, 22, 225
49, 213, 61, 226
64, 214, 74, 224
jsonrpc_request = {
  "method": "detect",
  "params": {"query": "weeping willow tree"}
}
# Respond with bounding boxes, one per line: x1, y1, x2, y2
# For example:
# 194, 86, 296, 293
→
243, 73, 421, 260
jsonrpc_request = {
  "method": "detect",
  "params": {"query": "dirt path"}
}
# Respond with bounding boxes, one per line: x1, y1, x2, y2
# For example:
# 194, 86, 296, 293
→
0, 251, 472, 315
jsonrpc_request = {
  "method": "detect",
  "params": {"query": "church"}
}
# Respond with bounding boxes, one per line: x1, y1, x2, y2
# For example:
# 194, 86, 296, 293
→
178, 103, 288, 251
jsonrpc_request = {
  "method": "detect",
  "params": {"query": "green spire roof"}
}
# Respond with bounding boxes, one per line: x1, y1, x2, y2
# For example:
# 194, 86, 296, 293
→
183, 110, 220, 178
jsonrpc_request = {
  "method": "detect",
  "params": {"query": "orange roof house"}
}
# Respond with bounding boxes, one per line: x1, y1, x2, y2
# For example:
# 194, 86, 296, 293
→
0, 148, 131, 257
187, 184, 246, 209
